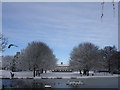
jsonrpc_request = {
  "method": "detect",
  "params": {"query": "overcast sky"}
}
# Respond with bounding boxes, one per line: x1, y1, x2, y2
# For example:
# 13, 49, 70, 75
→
2, 2, 118, 64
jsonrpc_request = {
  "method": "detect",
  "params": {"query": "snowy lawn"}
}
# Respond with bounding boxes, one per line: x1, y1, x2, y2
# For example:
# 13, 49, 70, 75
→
1, 70, 33, 78
0, 70, 119, 79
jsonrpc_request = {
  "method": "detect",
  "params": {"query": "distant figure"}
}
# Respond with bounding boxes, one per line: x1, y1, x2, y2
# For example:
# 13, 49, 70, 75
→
79, 70, 82, 74
10, 72, 14, 78
83, 69, 86, 75
92, 73, 94, 76
87, 72, 89, 76
8, 44, 18, 48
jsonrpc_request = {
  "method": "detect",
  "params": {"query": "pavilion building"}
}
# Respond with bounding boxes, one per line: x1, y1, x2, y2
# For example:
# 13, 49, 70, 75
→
52, 62, 72, 72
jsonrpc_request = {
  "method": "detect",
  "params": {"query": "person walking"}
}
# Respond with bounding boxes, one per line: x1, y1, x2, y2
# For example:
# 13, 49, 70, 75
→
10, 72, 14, 78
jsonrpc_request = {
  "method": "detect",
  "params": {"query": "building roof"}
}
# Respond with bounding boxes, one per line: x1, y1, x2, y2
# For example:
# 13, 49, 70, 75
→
57, 64, 69, 67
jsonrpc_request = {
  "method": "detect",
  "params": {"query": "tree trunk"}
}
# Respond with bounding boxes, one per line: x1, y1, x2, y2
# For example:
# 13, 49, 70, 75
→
33, 66, 36, 77
12, 59, 16, 72
108, 59, 111, 73
41, 68, 43, 73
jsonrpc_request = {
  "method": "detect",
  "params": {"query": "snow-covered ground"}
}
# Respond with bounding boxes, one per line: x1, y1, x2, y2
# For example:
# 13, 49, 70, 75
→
0, 70, 119, 79
0, 70, 33, 78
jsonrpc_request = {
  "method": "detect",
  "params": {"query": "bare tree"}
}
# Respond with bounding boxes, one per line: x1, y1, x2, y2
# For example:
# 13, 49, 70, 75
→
102, 46, 117, 73
0, 33, 8, 52
18, 41, 57, 77
16, 49, 30, 71
2, 56, 13, 70
69, 42, 100, 75
109, 51, 120, 74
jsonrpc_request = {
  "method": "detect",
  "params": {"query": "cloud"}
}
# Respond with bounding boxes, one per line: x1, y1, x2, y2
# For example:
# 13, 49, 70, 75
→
2, 2, 118, 63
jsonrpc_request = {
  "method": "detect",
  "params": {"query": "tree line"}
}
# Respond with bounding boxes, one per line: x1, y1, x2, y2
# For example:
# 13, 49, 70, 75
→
2, 41, 120, 77
69, 42, 120, 75
2, 41, 57, 77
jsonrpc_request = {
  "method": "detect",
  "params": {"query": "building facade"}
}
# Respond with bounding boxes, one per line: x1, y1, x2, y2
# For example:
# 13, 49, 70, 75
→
52, 62, 72, 72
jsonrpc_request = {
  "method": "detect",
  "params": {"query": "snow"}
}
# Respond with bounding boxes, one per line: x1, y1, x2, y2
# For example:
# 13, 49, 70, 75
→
0, 70, 33, 78
57, 64, 69, 66
0, 70, 119, 79
44, 85, 51, 88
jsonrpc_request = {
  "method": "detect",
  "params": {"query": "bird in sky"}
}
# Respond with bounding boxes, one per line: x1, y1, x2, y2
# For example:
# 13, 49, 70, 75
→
8, 44, 18, 48
101, 13, 104, 19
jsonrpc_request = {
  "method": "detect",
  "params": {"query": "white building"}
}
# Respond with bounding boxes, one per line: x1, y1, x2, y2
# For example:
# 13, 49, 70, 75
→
52, 62, 72, 72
